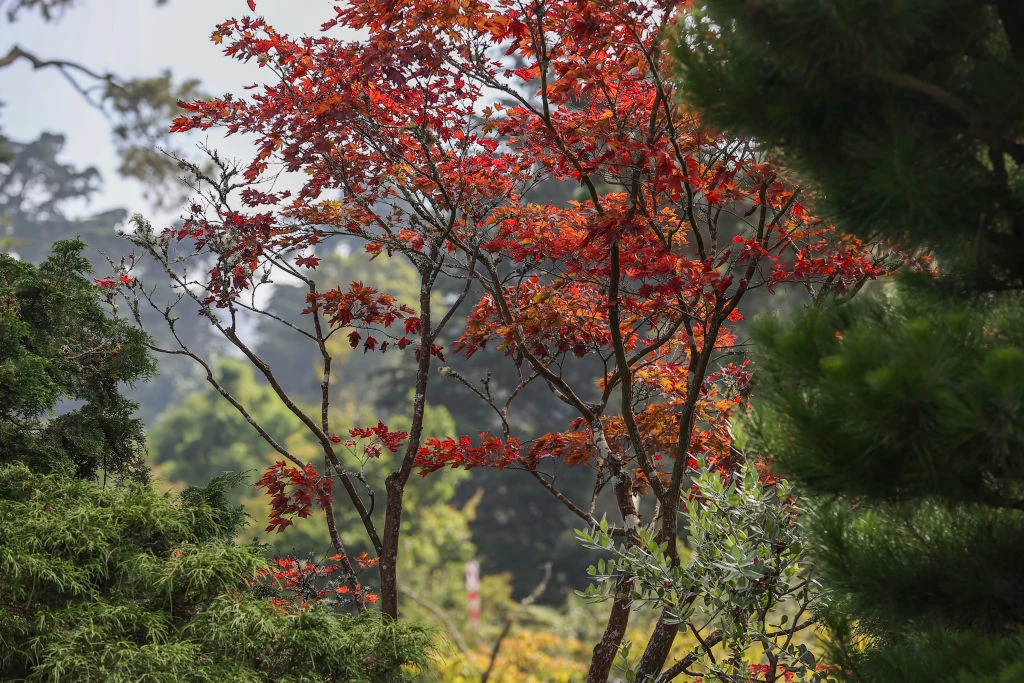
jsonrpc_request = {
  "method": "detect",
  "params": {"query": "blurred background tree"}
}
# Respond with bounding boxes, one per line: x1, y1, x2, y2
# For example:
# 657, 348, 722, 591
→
1, 0, 201, 209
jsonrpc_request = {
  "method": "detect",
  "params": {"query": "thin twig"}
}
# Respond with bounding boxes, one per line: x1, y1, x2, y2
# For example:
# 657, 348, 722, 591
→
480, 562, 552, 683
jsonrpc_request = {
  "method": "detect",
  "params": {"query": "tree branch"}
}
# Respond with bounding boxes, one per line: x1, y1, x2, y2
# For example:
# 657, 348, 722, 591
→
656, 629, 724, 683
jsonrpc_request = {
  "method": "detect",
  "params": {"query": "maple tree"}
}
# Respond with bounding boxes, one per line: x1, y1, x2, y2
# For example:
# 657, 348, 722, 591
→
114, 1, 898, 680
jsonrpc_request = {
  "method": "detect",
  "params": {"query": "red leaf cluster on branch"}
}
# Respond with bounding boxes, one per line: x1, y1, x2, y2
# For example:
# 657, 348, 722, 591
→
255, 461, 334, 533
259, 555, 378, 612
347, 421, 409, 458
415, 433, 522, 474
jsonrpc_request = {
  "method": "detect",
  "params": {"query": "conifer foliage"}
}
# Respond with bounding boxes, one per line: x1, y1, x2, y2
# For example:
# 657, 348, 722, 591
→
0, 240, 152, 481
678, 2, 1024, 680
0, 464, 433, 682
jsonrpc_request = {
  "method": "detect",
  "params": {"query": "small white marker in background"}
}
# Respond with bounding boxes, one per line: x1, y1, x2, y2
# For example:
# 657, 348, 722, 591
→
466, 560, 480, 627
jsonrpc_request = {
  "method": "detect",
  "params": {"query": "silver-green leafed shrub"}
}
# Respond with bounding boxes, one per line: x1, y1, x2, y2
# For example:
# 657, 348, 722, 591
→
576, 458, 828, 682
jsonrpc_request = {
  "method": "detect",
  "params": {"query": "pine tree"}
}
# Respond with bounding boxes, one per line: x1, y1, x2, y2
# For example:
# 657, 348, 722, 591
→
675, 2, 1024, 680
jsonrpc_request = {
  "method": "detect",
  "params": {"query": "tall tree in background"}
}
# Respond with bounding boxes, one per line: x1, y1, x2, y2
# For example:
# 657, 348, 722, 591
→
0, 0, 202, 208
119, 2, 896, 681
677, 1, 1024, 680
0, 239, 152, 481
0, 132, 121, 259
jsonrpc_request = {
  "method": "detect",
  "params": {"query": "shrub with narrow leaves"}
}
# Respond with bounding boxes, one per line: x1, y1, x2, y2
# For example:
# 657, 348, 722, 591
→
0, 464, 433, 682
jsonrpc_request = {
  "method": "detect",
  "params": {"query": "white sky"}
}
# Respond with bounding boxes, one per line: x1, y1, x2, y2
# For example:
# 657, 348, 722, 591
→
0, 0, 337, 223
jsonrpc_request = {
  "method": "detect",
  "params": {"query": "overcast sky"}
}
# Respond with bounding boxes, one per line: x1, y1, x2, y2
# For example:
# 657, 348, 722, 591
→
1, 0, 335, 222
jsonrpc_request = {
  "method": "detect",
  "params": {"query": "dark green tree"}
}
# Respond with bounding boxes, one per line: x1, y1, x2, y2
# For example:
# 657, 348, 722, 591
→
676, 2, 1024, 680
0, 239, 152, 481
677, 0, 1024, 289
0, 130, 216, 425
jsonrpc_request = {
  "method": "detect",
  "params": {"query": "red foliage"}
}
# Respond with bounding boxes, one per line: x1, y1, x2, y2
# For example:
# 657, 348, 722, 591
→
259, 555, 378, 611
346, 421, 409, 458
255, 461, 334, 533
166, 0, 902, 510
415, 434, 522, 473
747, 663, 796, 682
162, 0, 905, 489
162, 1, 901, 657
304, 281, 416, 330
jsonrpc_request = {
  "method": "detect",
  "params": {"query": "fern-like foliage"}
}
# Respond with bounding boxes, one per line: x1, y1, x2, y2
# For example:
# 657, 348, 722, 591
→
0, 464, 434, 682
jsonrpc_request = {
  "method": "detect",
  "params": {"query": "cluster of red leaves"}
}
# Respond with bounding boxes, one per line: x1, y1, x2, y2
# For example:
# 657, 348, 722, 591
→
93, 274, 136, 304
705, 360, 752, 392
527, 424, 596, 468
458, 282, 609, 361
94, 274, 135, 288
459, 191, 884, 365
415, 434, 522, 474
767, 234, 883, 293
305, 281, 416, 331
259, 555, 378, 611
255, 461, 334, 533
169, 206, 289, 309
735, 662, 833, 682
297, 281, 444, 357
423, 327, 746, 487
412, 388, 736, 484
344, 420, 409, 458
354, 551, 379, 569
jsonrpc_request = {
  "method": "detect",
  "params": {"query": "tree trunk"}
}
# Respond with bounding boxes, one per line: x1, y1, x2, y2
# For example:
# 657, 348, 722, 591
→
587, 578, 633, 683
634, 612, 679, 680
378, 276, 434, 619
